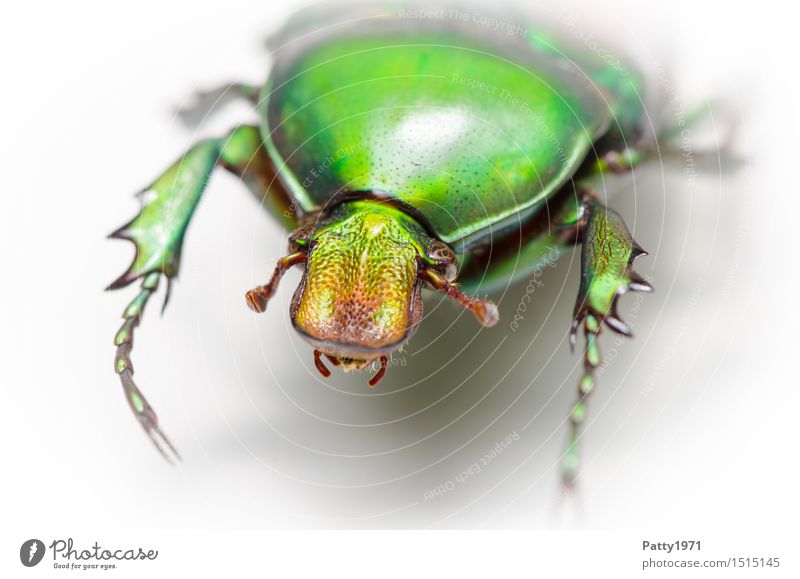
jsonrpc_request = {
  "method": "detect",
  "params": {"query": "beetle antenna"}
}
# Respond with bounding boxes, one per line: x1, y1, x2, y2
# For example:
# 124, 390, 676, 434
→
419, 268, 499, 327
113, 272, 181, 464
562, 313, 602, 489
245, 251, 307, 313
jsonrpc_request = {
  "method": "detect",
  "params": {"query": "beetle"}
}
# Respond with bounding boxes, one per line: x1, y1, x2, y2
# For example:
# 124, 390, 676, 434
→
108, 4, 663, 482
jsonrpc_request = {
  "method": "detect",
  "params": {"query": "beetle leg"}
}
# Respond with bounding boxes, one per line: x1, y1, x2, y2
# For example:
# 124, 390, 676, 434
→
563, 194, 652, 486
113, 272, 181, 464
245, 251, 307, 312
219, 125, 299, 229
592, 100, 744, 179
108, 124, 275, 462
593, 147, 645, 174
419, 267, 499, 327
571, 196, 652, 341
562, 313, 600, 487
177, 82, 260, 127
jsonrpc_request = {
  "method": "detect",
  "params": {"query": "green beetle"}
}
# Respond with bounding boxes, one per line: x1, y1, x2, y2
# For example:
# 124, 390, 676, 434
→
109, 5, 660, 482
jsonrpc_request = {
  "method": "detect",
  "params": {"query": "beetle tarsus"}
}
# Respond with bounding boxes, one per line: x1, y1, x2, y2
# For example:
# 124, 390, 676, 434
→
120, 370, 181, 464
113, 272, 182, 465
563, 313, 601, 487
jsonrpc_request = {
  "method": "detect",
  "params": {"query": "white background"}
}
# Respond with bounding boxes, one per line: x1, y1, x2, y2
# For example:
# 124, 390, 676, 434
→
2, 0, 798, 575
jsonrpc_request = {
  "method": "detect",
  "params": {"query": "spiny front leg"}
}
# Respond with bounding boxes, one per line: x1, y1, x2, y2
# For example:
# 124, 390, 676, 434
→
563, 196, 652, 487
108, 139, 221, 462
108, 125, 270, 462
571, 198, 652, 341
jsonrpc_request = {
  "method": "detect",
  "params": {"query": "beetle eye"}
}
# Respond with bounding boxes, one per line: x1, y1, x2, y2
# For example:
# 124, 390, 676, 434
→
426, 240, 458, 281
287, 223, 314, 251
440, 261, 457, 281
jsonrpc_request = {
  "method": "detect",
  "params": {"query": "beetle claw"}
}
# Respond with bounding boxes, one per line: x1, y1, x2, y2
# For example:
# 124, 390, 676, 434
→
569, 318, 580, 353
604, 312, 632, 337
119, 370, 182, 465
628, 272, 653, 293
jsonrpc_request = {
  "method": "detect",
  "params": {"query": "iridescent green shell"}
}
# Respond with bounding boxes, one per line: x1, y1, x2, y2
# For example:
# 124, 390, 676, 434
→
262, 13, 639, 248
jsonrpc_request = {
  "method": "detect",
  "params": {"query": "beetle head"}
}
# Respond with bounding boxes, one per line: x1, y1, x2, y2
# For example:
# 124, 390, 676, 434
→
245, 199, 493, 387
289, 201, 440, 384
